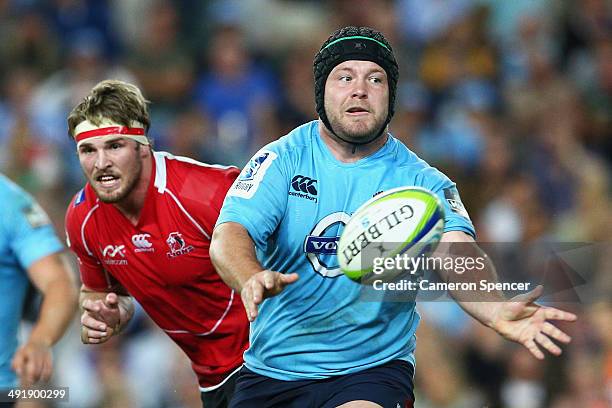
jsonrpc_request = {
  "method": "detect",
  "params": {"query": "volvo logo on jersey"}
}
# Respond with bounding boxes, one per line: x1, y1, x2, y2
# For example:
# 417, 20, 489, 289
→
132, 233, 154, 253
166, 232, 194, 258
101, 244, 128, 265
304, 212, 351, 277
289, 175, 318, 203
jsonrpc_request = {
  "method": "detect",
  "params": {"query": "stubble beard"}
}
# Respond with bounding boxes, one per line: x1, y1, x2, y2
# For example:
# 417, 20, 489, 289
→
90, 155, 142, 204
326, 108, 387, 144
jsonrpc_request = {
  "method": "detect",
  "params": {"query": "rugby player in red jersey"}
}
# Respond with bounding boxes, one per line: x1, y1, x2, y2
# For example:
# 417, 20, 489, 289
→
64, 79, 248, 408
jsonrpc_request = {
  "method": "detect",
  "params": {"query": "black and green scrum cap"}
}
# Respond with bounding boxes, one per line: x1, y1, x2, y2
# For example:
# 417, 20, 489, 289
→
313, 26, 399, 143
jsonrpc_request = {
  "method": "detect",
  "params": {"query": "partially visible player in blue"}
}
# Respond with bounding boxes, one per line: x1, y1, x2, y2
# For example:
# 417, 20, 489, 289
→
210, 26, 577, 408
0, 174, 77, 404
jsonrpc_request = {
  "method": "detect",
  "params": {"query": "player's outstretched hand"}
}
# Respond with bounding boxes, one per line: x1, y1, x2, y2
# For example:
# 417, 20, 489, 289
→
80, 293, 122, 344
491, 285, 577, 359
241, 270, 299, 321
11, 340, 52, 387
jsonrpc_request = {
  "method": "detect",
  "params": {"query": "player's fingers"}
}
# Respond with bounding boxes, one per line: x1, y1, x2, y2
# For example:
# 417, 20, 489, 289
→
245, 299, 258, 321
240, 286, 251, 318
241, 284, 258, 322
11, 349, 25, 375
280, 273, 299, 287
82, 299, 105, 315
26, 361, 42, 384
249, 306, 258, 321
98, 307, 121, 326
544, 307, 577, 322
105, 292, 119, 307
40, 355, 53, 383
251, 278, 265, 304
86, 329, 109, 339
24, 352, 40, 384
240, 291, 251, 320
262, 271, 275, 290
524, 338, 545, 360
20, 373, 33, 388
81, 313, 108, 331
40, 364, 52, 383
81, 326, 108, 344
80, 326, 89, 344
81, 298, 91, 309
542, 322, 572, 344
81, 312, 98, 328
535, 332, 562, 356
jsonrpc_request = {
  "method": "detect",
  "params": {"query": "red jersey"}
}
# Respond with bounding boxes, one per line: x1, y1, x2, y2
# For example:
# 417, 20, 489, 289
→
65, 151, 249, 390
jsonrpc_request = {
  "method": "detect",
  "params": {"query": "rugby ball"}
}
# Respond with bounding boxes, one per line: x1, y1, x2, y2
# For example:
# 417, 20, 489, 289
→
338, 186, 445, 283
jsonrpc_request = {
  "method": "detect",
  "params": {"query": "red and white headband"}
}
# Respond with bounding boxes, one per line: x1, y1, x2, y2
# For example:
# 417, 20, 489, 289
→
74, 119, 149, 148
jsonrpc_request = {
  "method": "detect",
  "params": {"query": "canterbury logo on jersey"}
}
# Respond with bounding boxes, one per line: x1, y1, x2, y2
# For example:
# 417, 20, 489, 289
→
289, 175, 318, 202
132, 233, 154, 253
291, 175, 318, 195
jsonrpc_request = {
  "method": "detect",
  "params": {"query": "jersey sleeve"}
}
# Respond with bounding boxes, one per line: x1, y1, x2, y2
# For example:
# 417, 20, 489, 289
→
172, 165, 241, 237
65, 193, 111, 291
417, 167, 476, 238
4, 190, 63, 270
209, 167, 241, 216
216, 147, 290, 248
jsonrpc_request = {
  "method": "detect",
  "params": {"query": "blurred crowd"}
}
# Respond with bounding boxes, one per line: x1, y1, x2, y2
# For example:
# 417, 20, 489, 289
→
1, 0, 610, 407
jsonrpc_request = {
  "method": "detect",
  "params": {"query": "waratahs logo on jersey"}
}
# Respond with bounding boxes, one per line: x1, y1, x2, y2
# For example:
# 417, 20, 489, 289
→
229, 150, 278, 199
240, 152, 271, 181
304, 212, 351, 278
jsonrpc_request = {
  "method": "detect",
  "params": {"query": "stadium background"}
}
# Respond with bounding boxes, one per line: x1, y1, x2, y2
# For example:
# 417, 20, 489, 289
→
1, 0, 610, 407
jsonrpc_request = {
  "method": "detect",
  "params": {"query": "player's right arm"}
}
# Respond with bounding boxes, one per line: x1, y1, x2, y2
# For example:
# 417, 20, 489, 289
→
79, 286, 134, 344
65, 189, 135, 343
211, 223, 298, 321
210, 147, 298, 321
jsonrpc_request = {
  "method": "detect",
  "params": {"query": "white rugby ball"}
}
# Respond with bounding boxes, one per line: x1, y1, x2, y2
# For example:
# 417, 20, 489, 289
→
338, 186, 445, 283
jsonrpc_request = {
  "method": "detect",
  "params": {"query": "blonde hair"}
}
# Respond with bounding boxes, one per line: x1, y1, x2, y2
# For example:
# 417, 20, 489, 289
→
67, 79, 151, 140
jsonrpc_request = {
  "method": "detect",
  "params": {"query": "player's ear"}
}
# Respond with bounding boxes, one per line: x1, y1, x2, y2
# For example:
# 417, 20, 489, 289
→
138, 143, 151, 158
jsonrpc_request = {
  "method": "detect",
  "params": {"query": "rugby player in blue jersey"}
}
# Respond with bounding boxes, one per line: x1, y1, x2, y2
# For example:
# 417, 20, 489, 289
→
0, 174, 77, 405
210, 26, 576, 407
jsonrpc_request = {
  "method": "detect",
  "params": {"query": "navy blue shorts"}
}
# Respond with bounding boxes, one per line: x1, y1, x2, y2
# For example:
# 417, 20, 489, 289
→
200, 366, 240, 408
229, 360, 414, 408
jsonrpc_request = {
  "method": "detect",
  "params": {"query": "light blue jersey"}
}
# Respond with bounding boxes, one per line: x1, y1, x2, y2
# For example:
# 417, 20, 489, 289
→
0, 174, 63, 388
217, 121, 475, 381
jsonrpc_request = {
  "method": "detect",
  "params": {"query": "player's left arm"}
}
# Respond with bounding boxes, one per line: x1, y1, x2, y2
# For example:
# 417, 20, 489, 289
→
12, 252, 78, 386
436, 231, 577, 359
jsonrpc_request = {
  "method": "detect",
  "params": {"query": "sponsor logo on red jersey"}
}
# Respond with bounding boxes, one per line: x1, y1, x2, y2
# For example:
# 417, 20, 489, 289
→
101, 244, 128, 265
